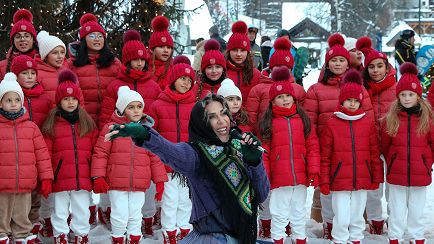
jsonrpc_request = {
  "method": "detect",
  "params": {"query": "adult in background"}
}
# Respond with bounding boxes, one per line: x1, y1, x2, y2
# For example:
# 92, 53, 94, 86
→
260, 36, 272, 69
394, 29, 416, 79
248, 25, 263, 69
209, 25, 227, 53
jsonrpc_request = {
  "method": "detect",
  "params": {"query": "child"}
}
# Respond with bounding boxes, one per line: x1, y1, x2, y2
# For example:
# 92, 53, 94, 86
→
36, 30, 69, 105
225, 21, 261, 106
149, 16, 174, 90
320, 70, 383, 244
193, 39, 227, 101
218, 78, 253, 132
41, 69, 98, 244
91, 86, 168, 244
357, 36, 397, 234
0, 73, 53, 244
147, 56, 196, 243
258, 67, 320, 244
382, 62, 434, 244
344, 37, 363, 72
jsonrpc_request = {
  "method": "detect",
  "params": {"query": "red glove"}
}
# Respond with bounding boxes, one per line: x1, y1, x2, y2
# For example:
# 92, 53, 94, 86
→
40, 180, 52, 198
320, 184, 330, 195
368, 183, 380, 190
155, 182, 165, 201
93, 178, 109, 194
308, 175, 319, 188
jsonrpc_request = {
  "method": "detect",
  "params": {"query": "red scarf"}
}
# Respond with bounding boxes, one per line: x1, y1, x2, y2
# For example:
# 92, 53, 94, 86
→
367, 74, 396, 96
336, 105, 365, 116
88, 54, 100, 62
121, 65, 147, 80
272, 104, 297, 117
164, 87, 193, 102
327, 75, 343, 86
22, 83, 44, 98
152, 59, 169, 77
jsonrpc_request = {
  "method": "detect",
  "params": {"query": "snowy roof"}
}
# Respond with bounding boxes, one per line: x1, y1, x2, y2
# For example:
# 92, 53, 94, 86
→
383, 22, 422, 47
282, 2, 331, 32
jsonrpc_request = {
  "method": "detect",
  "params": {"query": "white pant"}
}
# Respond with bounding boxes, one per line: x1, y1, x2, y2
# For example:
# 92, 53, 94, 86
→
142, 182, 156, 218
161, 173, 192, 231
270, 185, 307, 240
388, 184, 426, 241
321, 193, 333, 224
366, 183, 384, 221
39, 194, 53, 219
98, 193, 111, 211
51, 190, 90, 236
332, 190, 367, 243
258, 193, 271, 220
109, 190, 145, 236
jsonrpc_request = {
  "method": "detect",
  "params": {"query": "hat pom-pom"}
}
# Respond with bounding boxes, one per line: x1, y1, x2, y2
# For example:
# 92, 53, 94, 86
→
271, 66, 291, 81
343, 70, 363, 85
328, 33, 345, 48
117, 86, 131, 97
80, 13, 97, 26
13, 9, 33, 23
204, 39, 221, 52
123, 30, 141, 43
152, 16, 169, 31
231, 21, 248, 34
173, 55, 191, 65
58, 69, 78, 84
221, 78, 234, 87
400, 62, 418, 75
355, 36, 372, 55
274, 37, 291, 50
3, 72, 17, 82
37, 30, 49, 43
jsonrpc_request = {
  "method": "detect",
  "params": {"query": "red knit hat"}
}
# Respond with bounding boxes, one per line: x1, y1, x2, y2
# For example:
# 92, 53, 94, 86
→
168, 55, 195, 89
269, 67, 295, 101
325, 33, 350, 65
227, 21, 250, 52
10, 9, 37, 43
201, 39, 226, 72
122, 30, 148, 65
10, 55, 37, 76
339, 70, 364, 105
149, 16, 174, 49
55, 69, 83, 105
269, 37, 294, 69
356, 36, 388, 67
79, 13, 106, 39
396, 62, 422, 97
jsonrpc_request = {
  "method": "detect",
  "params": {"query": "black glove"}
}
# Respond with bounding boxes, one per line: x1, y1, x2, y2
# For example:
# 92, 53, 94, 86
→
110, 122, 150, 141
241, 132, 262, 166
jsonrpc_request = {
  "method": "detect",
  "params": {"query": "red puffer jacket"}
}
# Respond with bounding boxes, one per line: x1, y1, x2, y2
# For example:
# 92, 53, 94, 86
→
99, 68, 161, 128
262, 111, 320, 189
226, 61, 261, 106
320, 112, 383, 191
91, 114, 168, 191
44, 116, 98, 193
304, 76, 374, 136
381, 111, 434, 187
192, 81, 221, 101
147, 88, 195, 173
0, 113, 53, 193
22, 84, 52, 128
151, 59, 172, 90
0, 48, 38, 80
246, 75, 306, 132
67, 56, 121, 127
36, 58, 70, 105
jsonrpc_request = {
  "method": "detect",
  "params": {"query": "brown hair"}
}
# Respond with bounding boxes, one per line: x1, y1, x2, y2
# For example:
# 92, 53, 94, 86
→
151, 48, 173, 77
224, 50, 254, 85
235, 108, 250, 126
42, 106, 96, 138
362, 59, 389, 89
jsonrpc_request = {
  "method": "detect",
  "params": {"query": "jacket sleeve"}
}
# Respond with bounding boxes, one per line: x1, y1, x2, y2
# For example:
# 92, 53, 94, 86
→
427, 85, 434, 107
247, 161, 270, 204
246, 86, 261, 131
91, 125, 112, 178
369, 122, 384, 183
99, 83, 117, 129
361, 87, 375, 121
43, 135, 54, 158
147, 103, 159, 131
261, 140, 271, 178
304, 86, 319, 130
319, 125, 333, 185
149, 152, 169, 184
380, 121, 392, 157
394, 48, 406, 65
306, 126, 320, 176
33, 126, 54, 181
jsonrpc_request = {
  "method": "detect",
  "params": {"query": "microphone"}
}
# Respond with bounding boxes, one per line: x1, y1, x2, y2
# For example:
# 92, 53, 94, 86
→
230, 128, 268, 153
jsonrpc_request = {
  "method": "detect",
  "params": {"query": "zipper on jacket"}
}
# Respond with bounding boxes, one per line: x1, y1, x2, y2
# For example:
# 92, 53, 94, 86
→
134, 80, 137, 91
27, 97, 33, 121
237, 71, 241, 88
349, 121, 357, 190
54, 159, 63, 182
176, 102, 181, 142
130, 140, 135, 190
71, 124, 80, 190
13, 120, 19, 191
286, 118, 297, 185
95, 67, 101, 126
407, 114, 411, 186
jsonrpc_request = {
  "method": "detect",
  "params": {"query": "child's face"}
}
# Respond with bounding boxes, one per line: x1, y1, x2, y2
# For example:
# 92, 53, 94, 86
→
130, 58, 146, 71
46, 46, 66, 68
272, 94, 294, 109
349, 48, 363, 67
154, 46, 173, 62
17, 69, 37, 89
368, 58, 388, 82
60, 97, 79, 112
342, 98, 361, 112
0, 92, 22, 112
13, 32, 34, 53
124, 101, 144, 122
229, 48, 248, 65
399, 90, 418, 108
174, 76, 192, 94
328, 56, 348, 76
205, 64, 224, 81
225, 95, 242, 114
85, 32, 104, 53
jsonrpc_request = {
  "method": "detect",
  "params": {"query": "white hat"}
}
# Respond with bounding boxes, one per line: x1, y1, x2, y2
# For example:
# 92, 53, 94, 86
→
217, 78, 242, 102
344, 37, 357, 51
116, 86, 144, 113
37, 30, 66, 61
0, 72, 24, 106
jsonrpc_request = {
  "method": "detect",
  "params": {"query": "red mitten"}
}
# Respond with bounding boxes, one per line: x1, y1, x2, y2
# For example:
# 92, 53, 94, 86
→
93, 178, 109, 194
155, 182, 165, 201
368, 183, 380, 190
308, 175, 319, 188
320, 184, 330, 195
40, 180, 52, 198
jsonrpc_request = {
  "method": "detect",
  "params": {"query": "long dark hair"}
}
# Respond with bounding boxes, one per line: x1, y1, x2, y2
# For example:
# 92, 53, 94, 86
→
319, 68, 336, 84
72, 38, 115, 68
225, 50, 254, 85
5, 41, 38, 73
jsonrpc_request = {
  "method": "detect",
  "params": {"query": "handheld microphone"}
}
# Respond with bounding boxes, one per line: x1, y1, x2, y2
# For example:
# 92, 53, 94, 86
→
230, 128, 268, 153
